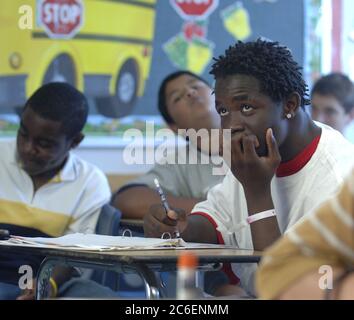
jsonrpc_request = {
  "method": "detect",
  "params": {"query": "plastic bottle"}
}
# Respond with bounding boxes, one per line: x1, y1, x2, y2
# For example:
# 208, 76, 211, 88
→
176, 251, 200, 299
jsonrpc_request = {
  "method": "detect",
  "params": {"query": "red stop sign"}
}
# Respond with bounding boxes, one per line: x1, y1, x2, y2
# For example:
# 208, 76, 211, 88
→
170, 0, 219, 20
38, 0, 83, 39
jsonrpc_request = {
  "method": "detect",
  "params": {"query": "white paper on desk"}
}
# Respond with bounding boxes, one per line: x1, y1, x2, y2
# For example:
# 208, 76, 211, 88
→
182, 242, 234, 249
6, 234, 187, 251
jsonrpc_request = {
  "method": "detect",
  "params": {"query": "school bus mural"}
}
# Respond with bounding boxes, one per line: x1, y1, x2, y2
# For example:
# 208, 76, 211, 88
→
0, 0, 156, 118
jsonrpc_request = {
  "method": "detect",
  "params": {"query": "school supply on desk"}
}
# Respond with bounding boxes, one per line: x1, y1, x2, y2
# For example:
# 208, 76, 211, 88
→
154, 178, 181, 238
0, 233, 231, 252
0, 233, 185, 251
154, 178, 170, 213
177, 251, 201, 299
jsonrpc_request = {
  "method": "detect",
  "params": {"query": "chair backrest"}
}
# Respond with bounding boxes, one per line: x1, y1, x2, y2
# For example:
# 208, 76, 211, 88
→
95, 204, 121, 236
91, 204, 122, 290
92, 204, 145, 297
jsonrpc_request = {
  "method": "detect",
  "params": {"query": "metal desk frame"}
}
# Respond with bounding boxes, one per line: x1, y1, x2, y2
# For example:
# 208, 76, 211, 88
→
0, 244, 261, 300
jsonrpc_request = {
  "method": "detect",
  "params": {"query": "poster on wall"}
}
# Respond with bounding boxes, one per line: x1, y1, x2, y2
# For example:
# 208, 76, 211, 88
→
0, 0, 306, 141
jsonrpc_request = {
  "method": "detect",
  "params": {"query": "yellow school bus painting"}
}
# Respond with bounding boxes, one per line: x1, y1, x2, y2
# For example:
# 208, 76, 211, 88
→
0, 0, 156, 118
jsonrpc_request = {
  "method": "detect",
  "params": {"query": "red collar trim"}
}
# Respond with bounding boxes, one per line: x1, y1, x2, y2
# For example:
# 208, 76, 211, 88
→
276, 134, 321, 178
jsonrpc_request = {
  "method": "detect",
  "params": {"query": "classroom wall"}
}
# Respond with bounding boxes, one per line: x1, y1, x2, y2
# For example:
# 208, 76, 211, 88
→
72, 143, 154, 191
134, 0, 305, 117
71, 0, 307, 178
0, 0, 306, 133
0, 0, 308, 180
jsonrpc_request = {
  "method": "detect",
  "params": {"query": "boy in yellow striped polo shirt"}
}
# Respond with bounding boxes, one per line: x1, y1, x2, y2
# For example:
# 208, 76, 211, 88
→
256, 168, 354, 299
0, 82, 111, 299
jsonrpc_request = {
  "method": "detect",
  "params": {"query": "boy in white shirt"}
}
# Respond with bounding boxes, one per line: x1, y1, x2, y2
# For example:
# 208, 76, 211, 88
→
143, 39, 354, 296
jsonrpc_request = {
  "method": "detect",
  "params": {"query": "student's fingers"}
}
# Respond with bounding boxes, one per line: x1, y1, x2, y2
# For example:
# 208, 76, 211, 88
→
164, 208, 187, 226
230, 134, 245, 171
143, 204, 164, 237
148, 204, 168, 221
166, 209, 178, 221
174, 208, 187, 221
230, 134, 243, 156
144, 214, 176, 238
143, 216, 157, 237
163, 211, 180, 238
266, 128, 281, 161
219, 129, 232, 157
144, 204, 179, 238
242, 135, 259, 160
166, 208, 186, 219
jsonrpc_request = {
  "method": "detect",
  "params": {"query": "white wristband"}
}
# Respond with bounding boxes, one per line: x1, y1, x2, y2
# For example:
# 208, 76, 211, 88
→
247, 209, 276, 224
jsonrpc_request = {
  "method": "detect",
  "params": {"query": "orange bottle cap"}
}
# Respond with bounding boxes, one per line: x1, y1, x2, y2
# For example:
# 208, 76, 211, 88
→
178, 251, 198, 268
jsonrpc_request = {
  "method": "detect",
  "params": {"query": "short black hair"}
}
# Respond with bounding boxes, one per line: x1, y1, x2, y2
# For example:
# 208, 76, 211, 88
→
311, 72, 354, 113
210, 39, 310, 107
24, 82, 88, 138
158, 70, 210, 124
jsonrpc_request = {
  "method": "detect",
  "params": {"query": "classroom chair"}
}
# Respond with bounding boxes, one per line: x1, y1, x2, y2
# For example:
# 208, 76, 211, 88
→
91, 204, 122, 291
92, 204, 146, 297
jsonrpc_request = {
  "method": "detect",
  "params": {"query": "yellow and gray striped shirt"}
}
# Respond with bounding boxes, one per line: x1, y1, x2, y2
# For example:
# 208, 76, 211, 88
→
256, 168, 354, 299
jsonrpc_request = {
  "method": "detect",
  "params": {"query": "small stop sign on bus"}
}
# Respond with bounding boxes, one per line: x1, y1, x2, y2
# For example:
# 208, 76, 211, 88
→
170, 0, 219, 20
38, 0, 83, 39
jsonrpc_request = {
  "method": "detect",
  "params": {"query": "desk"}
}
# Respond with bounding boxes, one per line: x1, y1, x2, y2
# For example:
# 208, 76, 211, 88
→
0, 244, 261, 300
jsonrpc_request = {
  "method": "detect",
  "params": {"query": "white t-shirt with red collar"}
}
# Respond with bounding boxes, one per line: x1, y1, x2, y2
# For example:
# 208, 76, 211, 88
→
191, 122, 354, 294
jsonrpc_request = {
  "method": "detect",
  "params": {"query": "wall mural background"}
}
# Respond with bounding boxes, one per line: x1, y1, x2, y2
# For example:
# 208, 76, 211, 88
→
0, 0, 306, 139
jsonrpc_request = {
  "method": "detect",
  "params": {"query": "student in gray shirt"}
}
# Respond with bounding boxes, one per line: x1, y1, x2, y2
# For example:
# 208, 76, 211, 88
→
112, 70, 225, 220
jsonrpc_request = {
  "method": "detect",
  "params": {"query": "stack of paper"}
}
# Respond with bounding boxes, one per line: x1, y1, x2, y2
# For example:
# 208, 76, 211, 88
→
1, 233, 187, 251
